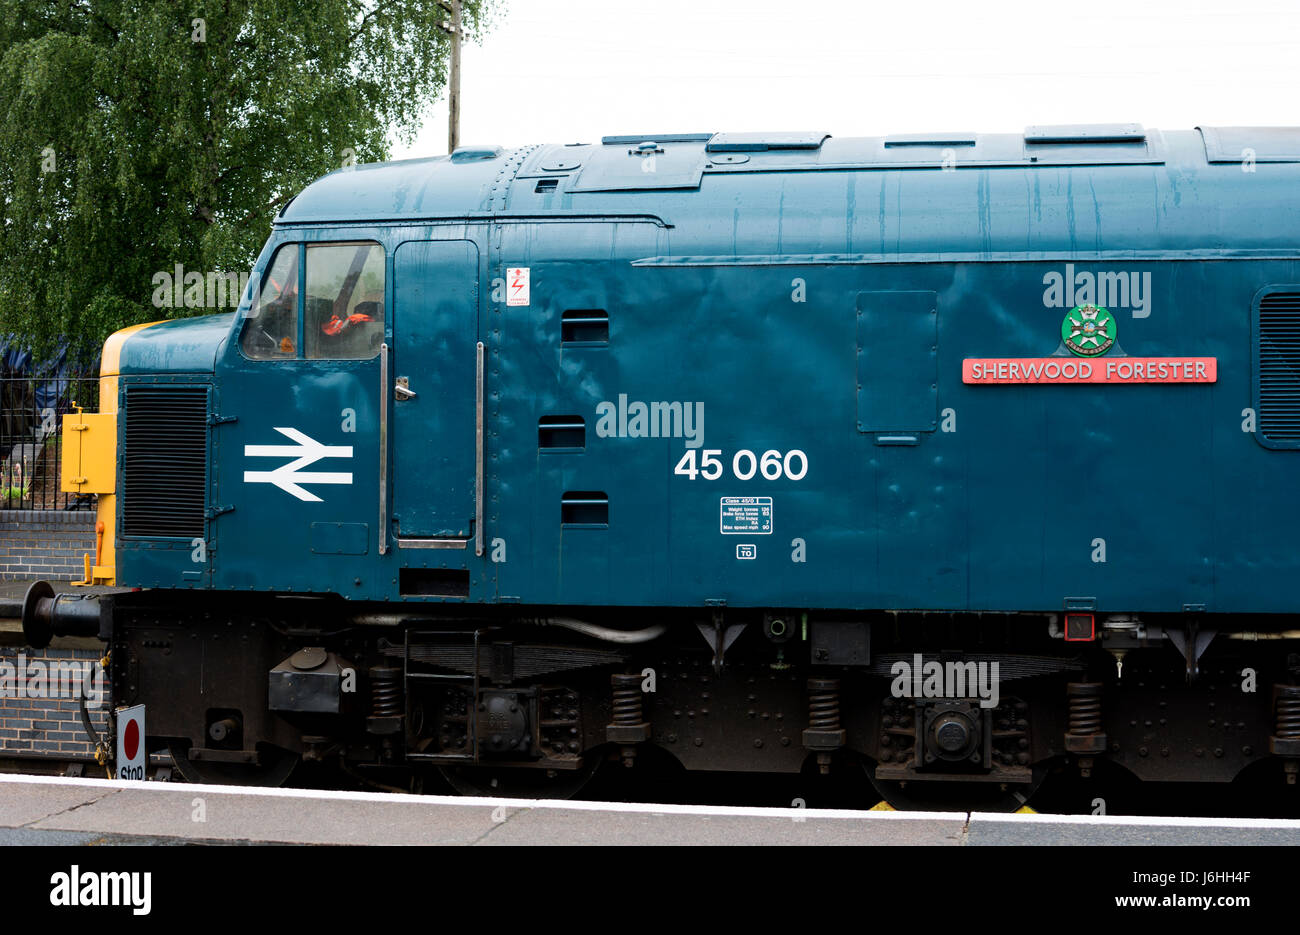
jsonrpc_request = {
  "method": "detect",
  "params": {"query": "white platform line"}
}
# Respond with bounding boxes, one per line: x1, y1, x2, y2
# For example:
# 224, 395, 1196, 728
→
969, 810, 1300, 830
5, 773, 1298, 829
0, 773, 955, 821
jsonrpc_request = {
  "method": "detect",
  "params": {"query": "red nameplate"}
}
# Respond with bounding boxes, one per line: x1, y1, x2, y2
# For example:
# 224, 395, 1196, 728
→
963, 357, 1217, 384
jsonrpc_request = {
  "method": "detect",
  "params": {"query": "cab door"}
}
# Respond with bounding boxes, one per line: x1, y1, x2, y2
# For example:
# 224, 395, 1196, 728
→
391, 239, 481, 541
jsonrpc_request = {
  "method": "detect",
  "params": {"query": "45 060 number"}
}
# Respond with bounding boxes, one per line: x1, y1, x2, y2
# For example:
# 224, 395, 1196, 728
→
674, 448, 808, 481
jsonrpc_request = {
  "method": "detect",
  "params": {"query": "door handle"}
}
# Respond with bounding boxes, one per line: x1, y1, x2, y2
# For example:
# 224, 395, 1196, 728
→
394, 377, 417, 400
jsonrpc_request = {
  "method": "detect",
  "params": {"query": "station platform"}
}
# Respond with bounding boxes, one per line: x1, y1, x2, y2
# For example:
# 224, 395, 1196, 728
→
2, 773, 1299, 846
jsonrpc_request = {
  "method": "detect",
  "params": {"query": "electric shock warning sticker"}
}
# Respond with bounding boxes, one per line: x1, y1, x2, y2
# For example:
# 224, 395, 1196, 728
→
720, 497, 773, 535
506, 267, 530, 306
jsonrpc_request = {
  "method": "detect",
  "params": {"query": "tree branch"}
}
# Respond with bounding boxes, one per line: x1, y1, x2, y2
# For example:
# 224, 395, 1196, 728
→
236, 191, 294, 227
349, 0, 405, 44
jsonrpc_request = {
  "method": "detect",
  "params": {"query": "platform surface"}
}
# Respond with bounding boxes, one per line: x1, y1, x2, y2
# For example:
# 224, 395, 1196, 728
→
1, 774, 1298, 845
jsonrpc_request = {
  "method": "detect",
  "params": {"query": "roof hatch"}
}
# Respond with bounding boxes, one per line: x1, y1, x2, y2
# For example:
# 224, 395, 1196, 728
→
1021, 124, 1160, 165
600, 133, 713, 145
571, 137, 710, 192
449, 144, 504, 163
706, 131, 830, 152
1024, 123, 1146, 143
884, 133, 977, 147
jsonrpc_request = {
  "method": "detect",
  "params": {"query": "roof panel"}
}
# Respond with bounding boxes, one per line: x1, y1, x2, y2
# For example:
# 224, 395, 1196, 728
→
278, 155, 500, 223
1200, 126, 1300, 163
272, 127, 1295, 224
570, 139, 708, 192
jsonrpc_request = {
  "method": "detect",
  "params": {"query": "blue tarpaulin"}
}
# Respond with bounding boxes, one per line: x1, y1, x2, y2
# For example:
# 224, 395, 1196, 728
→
0, 338, 98, 412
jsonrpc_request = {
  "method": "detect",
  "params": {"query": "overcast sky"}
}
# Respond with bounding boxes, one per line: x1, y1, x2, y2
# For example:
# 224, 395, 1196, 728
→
392, 0, 1299, 158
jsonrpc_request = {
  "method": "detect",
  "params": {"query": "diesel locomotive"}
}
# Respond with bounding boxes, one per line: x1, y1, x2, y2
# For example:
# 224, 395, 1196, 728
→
24, 124, 1300, 808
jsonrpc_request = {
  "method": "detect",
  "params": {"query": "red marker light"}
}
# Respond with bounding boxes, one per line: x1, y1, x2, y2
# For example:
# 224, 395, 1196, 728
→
1064, 613, 1095, 642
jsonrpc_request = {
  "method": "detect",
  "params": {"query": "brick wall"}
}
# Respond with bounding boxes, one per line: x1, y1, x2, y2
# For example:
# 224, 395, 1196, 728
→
0, 509, 96, 581
1, 510, 105, 761
0, 647, 109, 761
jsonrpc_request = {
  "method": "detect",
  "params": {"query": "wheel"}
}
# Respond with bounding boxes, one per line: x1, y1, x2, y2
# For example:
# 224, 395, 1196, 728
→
168, 742, 299, 787
438, 757, 601, 799
864, 760, 1047, 812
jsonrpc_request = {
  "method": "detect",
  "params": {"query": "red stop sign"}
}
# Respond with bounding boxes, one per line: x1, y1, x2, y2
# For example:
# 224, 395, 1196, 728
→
123, 717, 140, 761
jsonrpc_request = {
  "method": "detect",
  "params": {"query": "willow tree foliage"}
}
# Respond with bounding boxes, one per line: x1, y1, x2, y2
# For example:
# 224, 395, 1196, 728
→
0, 0, 497, 358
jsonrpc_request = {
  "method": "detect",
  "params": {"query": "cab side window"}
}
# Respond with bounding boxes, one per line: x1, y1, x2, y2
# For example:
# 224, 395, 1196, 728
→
240, 244, 300, 359
304, 243, 386, 360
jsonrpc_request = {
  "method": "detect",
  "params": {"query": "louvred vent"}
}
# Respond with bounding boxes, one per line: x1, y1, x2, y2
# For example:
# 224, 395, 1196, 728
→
121, 386, 207, 537
1259, 293, 1300, 443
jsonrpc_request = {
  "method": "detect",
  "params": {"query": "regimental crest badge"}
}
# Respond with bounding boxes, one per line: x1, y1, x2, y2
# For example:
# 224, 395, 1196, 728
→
1061, 304, 1117, 357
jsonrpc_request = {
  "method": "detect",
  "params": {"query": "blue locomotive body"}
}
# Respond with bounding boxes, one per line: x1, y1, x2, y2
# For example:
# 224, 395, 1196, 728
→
34, 125, 1300, 802
113, 126, 1300, 615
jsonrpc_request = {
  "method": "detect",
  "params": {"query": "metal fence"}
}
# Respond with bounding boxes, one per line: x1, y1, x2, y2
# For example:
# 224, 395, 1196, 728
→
0, 375, 100, 511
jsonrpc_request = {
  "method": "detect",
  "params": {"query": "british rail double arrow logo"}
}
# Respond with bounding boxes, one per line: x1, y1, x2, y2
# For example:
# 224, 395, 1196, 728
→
243, 427, 353, 501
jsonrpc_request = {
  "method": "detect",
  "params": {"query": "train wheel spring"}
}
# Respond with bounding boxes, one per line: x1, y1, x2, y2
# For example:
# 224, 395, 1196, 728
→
1067, 682, 1102, 734
612, 674, 643, 726
606, 673, 649, 766
369, 667, 402, 717
359, 665, 400, 737
1275, 686, 1300, 738
1269, 684, 1300, 779
802, 678, 846, 774
808, 678, 842, 731
1064, 682, 1107, 766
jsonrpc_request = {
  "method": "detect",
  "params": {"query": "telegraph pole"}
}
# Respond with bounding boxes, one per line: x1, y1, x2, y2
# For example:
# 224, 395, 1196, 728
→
447, 0, 462, 153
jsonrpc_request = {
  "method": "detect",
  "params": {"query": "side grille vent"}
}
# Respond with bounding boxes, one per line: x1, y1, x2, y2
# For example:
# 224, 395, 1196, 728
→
1258, 292, 1300, 445
122, 385, 208, 537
